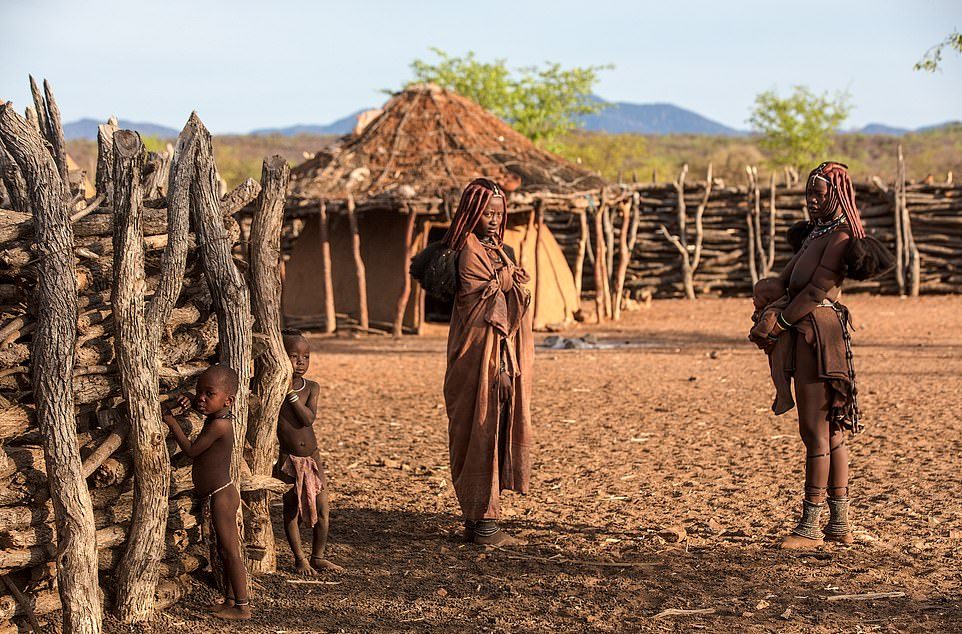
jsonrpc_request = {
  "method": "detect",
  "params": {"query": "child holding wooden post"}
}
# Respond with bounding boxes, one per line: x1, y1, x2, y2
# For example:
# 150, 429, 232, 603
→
163, 365, 252, 620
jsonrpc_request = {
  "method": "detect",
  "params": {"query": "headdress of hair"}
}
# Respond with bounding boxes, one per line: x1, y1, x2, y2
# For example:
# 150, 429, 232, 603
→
807, 161, 865, 239
442, 178, 507, 251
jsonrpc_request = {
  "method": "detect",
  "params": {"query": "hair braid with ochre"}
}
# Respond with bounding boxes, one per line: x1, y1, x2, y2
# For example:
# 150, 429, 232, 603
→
808, 161, 865, 239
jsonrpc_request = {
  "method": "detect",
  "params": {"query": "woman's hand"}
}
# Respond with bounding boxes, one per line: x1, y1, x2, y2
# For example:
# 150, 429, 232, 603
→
513, 267, 531, 285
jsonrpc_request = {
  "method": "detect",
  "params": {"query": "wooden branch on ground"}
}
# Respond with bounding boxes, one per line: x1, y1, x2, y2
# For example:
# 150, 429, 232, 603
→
0, 100, 103, 634
823, 591, 905, 602
245, 155, 291, 575
653, 608, 716, 619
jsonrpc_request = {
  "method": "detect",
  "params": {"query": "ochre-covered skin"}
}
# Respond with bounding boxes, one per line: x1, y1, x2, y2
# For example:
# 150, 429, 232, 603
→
779, 229, 851, 325
775, 226, 853, 502
754, 162, 866, 548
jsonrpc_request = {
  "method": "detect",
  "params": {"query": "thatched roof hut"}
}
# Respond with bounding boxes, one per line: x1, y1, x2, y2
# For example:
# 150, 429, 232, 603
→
283, 84, 615, 334
287, 83, 608, 212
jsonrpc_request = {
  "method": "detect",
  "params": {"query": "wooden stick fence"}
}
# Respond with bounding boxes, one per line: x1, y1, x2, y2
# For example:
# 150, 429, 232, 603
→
547, 150, 961, 303
0, 78, 290, 632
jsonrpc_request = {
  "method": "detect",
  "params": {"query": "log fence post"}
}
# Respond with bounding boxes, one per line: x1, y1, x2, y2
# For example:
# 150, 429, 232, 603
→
318, 201, 336, 333
246, 155, 291, 573
0, 101, 103, 634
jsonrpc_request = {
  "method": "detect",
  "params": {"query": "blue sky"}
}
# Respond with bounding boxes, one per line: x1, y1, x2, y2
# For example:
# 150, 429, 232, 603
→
2, 0, 960, 134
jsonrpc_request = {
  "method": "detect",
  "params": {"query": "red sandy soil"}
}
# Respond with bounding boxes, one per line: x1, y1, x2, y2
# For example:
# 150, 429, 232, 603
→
143, 295, 960, 633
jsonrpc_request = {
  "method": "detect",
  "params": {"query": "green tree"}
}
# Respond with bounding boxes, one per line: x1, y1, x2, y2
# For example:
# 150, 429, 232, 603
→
748, 86, 851, 170
405, 48, 610, 149
914, 31, 962, 72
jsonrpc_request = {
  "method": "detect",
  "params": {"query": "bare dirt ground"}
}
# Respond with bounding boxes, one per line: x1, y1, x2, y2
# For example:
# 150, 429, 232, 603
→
152, 295, 961, 633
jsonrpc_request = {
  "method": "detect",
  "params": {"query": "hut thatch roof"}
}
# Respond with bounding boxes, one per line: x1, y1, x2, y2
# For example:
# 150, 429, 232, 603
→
288, 84, 608, 210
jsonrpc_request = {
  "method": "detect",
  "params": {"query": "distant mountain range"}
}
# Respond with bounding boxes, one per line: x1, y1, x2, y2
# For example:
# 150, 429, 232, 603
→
62, 100, 960, 140
63, 118, 180, 140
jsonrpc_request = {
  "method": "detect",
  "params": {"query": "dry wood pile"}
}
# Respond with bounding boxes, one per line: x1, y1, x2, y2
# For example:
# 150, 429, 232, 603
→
547, 158, 961, 301
0, 78, 290, 633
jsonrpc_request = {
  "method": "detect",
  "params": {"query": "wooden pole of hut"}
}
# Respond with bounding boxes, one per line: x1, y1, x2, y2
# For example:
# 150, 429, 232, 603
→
246, 156, 292, 573
534, 200, 544, 322
346, 195, 369, 330
318, 201, 336, 333
0, 101, 103, 634
393, 205, 418, 337
574, 209, 589, 302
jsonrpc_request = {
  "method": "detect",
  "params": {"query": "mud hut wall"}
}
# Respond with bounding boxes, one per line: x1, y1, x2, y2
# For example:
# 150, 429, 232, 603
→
283, 210, 421, 329
546, 182, 962, 299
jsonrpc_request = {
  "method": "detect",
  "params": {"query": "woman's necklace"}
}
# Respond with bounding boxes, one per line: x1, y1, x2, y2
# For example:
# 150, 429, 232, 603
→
293, 377, 307, 392
807, 214, 847, 242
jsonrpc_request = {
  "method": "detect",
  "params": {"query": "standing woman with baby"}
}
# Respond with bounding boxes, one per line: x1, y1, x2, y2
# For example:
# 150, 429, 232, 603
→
750, 162, 892, 548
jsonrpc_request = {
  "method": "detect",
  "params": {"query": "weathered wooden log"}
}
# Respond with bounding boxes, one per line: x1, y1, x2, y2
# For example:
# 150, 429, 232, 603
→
189, 116, 252, 491
91, 453, 131, 488
245, 156, 290, 574
110, 130, 176, 623
0, 100, 102, 633
95, 118, 119, 206
0, 144, 28, 214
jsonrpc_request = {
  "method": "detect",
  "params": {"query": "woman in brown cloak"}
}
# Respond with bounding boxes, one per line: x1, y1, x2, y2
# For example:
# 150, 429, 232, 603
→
419, 177, 534, 546
751, 162, 891, 549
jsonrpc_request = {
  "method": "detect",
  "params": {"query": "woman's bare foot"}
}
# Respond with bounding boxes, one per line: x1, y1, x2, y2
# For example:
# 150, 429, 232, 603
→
209, 599, 234, 613
294, 557, 317, 576
823, 532, 855, 545
213, 604, 251, 620
474, 530, 527, 547
779, 534, 824, 549
310, 556, 344, 572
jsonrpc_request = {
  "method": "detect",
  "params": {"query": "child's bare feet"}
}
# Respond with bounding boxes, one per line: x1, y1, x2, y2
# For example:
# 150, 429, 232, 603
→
213, 603, 251, 620
310, 556, 344, 572
294, 557, 317, 576
209, 599, 234, 613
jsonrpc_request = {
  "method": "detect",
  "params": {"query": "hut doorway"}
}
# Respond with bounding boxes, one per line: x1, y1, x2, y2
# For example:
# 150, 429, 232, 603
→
423, 225, 454, 323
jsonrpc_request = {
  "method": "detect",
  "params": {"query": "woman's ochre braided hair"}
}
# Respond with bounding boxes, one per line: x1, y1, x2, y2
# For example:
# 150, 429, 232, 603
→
442, 178, 507, 250
807, 161, 866, 239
